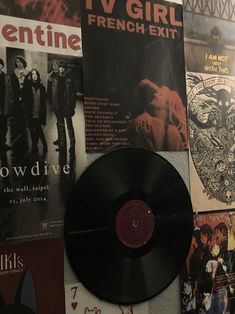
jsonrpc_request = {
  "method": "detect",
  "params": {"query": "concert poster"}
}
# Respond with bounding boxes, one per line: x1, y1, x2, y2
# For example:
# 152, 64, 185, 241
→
81, 0, 188, 153
181, 211, 235, 314
0, 238, 65, 314
187, 72, 235, 211
183, 0, 235, 76
0, 13, 84, 243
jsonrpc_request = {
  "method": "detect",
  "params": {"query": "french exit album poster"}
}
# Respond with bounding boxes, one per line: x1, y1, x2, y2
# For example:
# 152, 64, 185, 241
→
187, 72, 235, 211
81, 0, 188, 153
0, 8, 84, 243
0, 238, 65, 314
183, 0, 235, 76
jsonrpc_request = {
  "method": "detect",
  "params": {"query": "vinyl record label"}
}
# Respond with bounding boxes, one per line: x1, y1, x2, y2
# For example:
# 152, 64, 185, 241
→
115, 200, 155, 249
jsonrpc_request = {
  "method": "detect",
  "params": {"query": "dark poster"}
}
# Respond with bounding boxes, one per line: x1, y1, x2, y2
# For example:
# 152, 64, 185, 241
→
181, 212, 235, 314
0, 238, 65, 314
81, 0, 188, 152
183, 0, 235, 76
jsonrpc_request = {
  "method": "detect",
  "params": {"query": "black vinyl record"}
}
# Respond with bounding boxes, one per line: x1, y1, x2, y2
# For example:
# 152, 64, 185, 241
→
64, 147, 193, 305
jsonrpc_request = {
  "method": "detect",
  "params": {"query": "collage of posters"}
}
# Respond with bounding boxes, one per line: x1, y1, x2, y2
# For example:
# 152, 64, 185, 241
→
1, 0, 235, 313
0, 1, 84, 313
184, 0, 235, 211
181, 0, 235, 313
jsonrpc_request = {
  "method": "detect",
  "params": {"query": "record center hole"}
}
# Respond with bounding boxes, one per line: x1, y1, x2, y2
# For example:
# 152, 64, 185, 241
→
132, 219, 139, 228
115, 200, 155, 249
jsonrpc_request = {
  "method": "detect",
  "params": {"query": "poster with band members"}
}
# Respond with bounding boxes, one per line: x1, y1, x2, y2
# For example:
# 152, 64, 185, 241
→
81, 0, 188, 153
183, 0, 235, 76
0, 238, 65, 314
180, 211, 235, 314
187, 72, 235, 211
0, 12, 84, 243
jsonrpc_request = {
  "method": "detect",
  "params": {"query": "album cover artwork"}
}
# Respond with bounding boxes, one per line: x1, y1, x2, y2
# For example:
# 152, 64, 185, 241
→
0, 238, 65, 314
180, 212, 235, 314
183, 0, 235, 76
187, 72, 235, 211
81, 0, 188, 153
0, 14, 83, 242
65, 283, 149, 314
0, 0, 80, 27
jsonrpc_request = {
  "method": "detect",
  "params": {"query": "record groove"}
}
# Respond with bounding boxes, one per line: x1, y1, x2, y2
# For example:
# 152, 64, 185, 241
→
64, 147, 193, 305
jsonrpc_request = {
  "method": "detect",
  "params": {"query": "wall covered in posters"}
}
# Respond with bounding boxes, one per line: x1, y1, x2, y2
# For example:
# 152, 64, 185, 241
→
1, 0, 235, 313
181, 0, 235, 313
184, 0, 235, 212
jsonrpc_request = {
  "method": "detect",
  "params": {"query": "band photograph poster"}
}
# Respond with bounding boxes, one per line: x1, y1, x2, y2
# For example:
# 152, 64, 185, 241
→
81, 0, 188, 153
0, 12, 83, 243
183, 0, 235, 76
180, 211, 235, 314
187, 72, 235, 211
0, 238, 65, 314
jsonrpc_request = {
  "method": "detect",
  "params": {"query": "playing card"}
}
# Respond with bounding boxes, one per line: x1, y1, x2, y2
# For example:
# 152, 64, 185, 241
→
65, 283, 149, 314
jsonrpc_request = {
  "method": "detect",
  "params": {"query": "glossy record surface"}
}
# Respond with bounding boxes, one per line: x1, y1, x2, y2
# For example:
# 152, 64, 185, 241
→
64, 147, 193, 304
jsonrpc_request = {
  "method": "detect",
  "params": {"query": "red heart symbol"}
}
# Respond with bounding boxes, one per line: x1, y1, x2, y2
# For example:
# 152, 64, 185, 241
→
71, 302, 78, 310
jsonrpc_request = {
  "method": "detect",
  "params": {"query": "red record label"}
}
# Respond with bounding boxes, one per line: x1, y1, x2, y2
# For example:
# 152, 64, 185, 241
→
115, 200, 155, 249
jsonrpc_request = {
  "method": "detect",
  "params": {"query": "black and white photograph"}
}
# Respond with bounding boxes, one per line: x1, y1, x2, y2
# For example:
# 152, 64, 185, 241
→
183, 0, 235, 76
0, 46, 84, 242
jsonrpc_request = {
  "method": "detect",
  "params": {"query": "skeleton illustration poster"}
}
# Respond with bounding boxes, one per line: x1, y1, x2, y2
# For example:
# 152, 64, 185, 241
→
188, 72, 235, 211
